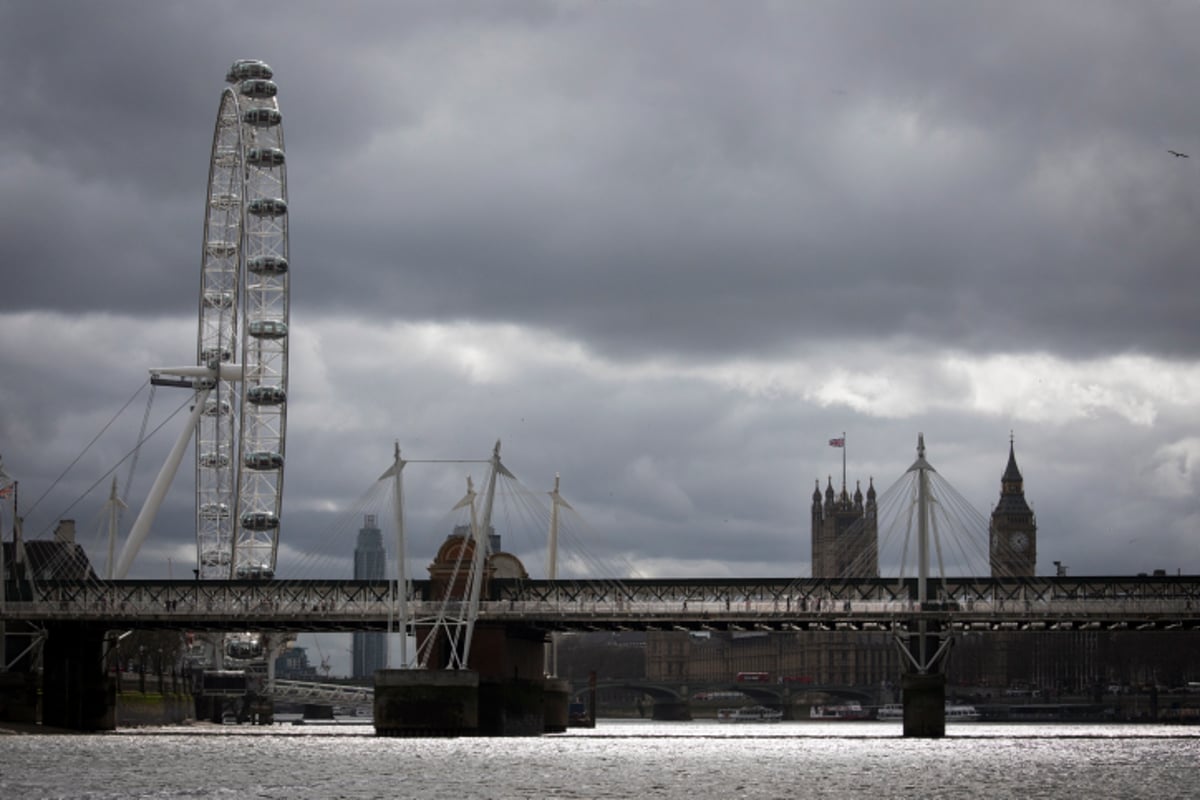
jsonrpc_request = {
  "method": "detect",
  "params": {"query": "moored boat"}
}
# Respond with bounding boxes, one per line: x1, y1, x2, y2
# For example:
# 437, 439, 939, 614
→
876, 704, 902, 721
947, 704, 981, 721
876, 703, 980, 721
717, 705, 784, 722
810, 703, 871, 720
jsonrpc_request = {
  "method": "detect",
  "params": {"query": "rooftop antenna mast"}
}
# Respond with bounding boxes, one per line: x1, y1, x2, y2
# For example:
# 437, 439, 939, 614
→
841, 431, 847, 494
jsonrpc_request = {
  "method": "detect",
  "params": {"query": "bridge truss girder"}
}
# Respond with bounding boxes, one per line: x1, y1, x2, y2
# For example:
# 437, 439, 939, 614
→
5, 575, 1200, 635
265, 678, 373, 708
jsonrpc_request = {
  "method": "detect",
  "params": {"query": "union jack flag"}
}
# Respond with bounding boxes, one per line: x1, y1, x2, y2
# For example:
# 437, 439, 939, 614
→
828, 438, 845, 448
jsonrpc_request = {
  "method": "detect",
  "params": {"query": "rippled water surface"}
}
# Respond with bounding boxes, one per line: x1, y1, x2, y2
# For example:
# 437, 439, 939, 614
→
2, 720, 1197, 799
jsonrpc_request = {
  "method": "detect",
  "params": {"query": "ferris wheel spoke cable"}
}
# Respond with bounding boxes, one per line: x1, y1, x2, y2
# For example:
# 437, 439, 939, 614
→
32, 388, 191, 542
23, 380, 150, 520
49, 395, 193, 542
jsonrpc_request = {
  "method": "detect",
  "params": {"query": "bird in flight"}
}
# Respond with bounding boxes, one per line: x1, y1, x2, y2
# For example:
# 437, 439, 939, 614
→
1168, 149, 1190, 158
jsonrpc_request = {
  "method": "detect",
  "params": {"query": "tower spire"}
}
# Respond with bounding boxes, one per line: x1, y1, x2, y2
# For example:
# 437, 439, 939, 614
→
991, 434, 1036, 578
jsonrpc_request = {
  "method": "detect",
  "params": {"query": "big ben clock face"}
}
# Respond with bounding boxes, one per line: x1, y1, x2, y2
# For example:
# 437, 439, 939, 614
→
1010, 532, 1030, 553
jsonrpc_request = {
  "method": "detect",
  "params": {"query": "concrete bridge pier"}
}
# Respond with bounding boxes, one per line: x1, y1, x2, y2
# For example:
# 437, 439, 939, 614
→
479, 674, 545, 736
651, 698, 692, 721
0, 670, 39, 724
375, 669, 479, 736
898, 615, 952, 738
543, 677, 570, 733
376, 622, 557, 736
42, 623, 115, 731
901, 672, 946, 738
471, 623, 551, 736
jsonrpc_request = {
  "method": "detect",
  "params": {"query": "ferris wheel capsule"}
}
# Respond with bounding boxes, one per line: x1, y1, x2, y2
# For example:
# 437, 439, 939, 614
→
202, 398, 231, 417
242, 107, 282, 127
248, 319, 288, 339
210, 193, 240, 209
226, 59, 273, 83
199, 451, 230, 469
203, 290, 234, 308
238, 79, 277, 99
239, 511, 279, 531
244, 451, 284, 471
246, 148, 285, 168
247, 197, 288, 217
205, 240, 238, 257
246, 386, 287, 405
200, 549, 231, 567
200, 502, 230, 520
248, 255, 288, 275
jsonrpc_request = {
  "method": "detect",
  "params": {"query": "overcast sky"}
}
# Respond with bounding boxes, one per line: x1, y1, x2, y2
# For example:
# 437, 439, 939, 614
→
3, 0, 1200, 610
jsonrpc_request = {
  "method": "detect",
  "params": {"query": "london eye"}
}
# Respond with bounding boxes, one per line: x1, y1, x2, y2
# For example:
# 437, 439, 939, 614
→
195, 59, 290, 580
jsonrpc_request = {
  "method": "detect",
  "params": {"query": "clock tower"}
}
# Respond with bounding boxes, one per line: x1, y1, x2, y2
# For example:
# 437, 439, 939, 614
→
990, 437, 1036, 577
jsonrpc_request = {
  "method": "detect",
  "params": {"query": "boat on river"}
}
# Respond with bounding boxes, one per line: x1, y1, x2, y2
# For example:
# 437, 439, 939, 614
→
717, 705, 784, 722
876, 703, 981, 721
810, 703, 871, 720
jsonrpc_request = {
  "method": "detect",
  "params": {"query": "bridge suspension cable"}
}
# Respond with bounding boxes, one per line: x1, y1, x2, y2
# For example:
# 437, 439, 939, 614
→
824, 438, 1022, 584
22, 380, 152, 527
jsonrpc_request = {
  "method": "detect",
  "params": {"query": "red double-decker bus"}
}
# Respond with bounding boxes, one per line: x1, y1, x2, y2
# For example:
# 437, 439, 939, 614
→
735, 671, 770, 683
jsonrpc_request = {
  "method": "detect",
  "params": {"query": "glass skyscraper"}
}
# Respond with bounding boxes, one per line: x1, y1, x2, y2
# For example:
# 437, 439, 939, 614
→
351, 514, 388, 678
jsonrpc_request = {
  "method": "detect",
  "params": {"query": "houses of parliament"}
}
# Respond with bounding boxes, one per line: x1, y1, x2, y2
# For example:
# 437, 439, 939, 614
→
644, 440, 1196, 695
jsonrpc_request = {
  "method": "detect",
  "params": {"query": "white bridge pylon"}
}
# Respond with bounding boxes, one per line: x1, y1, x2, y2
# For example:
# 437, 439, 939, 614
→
891, 433, 958, 675
406, 441, 513, 671
375, 441, 523, 672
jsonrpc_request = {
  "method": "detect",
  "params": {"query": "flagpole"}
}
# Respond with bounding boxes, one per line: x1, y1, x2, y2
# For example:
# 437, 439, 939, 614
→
842, 431, 847, 494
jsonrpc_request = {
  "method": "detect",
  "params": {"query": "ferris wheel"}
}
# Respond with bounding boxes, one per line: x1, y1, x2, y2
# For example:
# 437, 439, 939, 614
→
195, 59, 290, 580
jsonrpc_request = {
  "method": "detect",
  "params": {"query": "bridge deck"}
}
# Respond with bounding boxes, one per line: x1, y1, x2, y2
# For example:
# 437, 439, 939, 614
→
3, 576, 1198, 632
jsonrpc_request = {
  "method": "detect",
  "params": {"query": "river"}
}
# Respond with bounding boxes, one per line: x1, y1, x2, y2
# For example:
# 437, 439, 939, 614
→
2, 719, 1196, 799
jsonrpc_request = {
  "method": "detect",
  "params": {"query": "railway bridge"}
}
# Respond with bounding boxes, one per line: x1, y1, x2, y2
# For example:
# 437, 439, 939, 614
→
3, 573, 1198, 731
6, 573, 1197, 633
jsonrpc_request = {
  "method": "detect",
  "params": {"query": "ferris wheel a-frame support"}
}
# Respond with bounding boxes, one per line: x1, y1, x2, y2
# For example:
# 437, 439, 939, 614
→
113, 59, 290, 582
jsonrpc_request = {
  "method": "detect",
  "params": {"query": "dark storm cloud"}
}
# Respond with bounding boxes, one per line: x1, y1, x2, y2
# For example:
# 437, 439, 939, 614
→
4, 2, 1200, 359
3, 1, 1200, 585
298, 0, 1200, 361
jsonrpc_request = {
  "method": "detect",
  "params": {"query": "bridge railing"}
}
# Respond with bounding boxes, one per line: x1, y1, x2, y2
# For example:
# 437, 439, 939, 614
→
482, 596, 1195, 622
3, 579, 1198, 631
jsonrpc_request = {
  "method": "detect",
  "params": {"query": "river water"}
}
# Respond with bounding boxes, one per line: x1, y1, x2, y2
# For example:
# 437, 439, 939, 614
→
2, 719, 1196, 799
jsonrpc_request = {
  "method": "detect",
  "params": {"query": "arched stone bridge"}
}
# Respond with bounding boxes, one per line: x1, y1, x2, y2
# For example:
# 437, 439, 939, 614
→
569, 678, 875, 721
